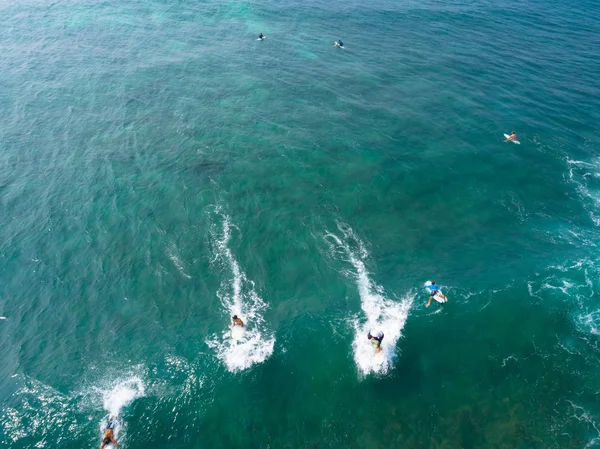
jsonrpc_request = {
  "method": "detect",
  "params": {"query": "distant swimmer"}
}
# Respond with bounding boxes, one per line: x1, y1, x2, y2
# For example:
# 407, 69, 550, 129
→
368, 330, 384, 353
335, 39, 344, 48
258, 33, 265, 40
232, 315, 244, 327
505, 131, 517, 142
100, 418, 119, 449
426, 281, 448, 308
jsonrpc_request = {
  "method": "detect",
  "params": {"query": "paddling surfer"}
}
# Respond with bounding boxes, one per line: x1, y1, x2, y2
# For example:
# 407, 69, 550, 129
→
426, 281, 448, 308
100, 418, 119, 449
368, 331, 384, 353
232, 315, 244, 327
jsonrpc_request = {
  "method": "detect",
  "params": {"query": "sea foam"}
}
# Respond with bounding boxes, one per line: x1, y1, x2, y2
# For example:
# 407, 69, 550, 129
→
205, 210, 275, 372
325, 223, 413, 376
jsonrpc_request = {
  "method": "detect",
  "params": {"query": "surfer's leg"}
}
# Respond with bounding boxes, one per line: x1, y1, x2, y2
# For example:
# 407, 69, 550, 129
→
426, 296, 433, 308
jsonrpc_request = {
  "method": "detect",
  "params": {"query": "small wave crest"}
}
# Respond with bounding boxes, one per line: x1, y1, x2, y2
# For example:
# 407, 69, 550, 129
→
205, 209, 275, 372
325, 223, 413, 376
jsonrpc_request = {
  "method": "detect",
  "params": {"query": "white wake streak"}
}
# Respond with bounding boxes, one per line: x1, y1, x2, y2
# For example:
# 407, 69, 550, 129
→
326, 224, 413, 376
206, 212, 275, 372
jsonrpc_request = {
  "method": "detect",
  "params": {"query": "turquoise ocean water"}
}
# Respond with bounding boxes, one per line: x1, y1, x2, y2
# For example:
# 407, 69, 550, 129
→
1, 0, 600, 447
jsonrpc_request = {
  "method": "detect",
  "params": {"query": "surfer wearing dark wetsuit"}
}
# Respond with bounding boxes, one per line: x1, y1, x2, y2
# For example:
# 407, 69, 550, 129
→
100, 418, 119, 449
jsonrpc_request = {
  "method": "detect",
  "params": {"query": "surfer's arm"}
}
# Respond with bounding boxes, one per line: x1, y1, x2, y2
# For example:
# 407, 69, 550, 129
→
426, 296, 433, 308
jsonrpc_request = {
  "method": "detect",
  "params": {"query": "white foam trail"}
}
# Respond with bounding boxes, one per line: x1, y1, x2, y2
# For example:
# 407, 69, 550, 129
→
325, 223, 413, 376
206, 211, 275, 372
101, 377, 145, 418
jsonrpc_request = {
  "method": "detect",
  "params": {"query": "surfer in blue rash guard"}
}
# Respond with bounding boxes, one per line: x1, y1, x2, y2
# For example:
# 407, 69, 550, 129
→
337, 39, 344, 47
426, 281, 448, 308
258, 33, 264, 39
100, 418, 119, 449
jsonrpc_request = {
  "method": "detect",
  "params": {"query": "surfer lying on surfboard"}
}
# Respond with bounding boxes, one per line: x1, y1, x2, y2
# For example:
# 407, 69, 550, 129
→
231, 315, 244, 327
100, 418, 119, 449
367, 331, 384, 353
426, 281, 448, 308
505, 131, 518, 143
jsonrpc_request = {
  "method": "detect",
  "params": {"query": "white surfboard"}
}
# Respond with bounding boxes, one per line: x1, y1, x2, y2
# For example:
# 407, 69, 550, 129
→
334, 42, 344, 48
257, 36, 265, 40
231, 325, 245, 341
504, 133, 520, 144
424, 281, 448, 304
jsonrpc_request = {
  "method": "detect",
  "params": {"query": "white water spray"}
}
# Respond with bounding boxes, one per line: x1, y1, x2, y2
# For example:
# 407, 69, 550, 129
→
325, 223, 413, 376
88, 376, 145, 445
101, 377, 145, 418
206, 211, 275, 372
